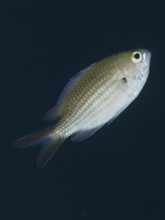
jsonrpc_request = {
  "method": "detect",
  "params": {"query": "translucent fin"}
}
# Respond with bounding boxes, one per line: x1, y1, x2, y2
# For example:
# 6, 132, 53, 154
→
107, 116, 118, 125
57, 63, 96, 107
37, 135, 65, 169
12, 128, 53, 149
71, 126, 103, 142
43, 63, 96, 122
107, 104, 128, 125
42, 107, 60, 122
13, 127, 66, 169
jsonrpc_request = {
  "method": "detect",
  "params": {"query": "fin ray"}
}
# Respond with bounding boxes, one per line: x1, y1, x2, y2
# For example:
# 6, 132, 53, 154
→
107, 104, 128, 125
42, 107, 60, 122
12, 128, 53, 149
71, 125, 103, 142
37, 136, 65, 169
13, 127, 66, 169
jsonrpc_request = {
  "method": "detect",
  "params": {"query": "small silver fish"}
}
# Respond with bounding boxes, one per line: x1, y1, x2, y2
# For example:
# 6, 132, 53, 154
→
13, 49, 151, 168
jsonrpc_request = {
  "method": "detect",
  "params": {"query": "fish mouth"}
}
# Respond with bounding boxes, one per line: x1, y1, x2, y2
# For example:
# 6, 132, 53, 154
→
143, 49, 151, 62
146, 50, 151, 61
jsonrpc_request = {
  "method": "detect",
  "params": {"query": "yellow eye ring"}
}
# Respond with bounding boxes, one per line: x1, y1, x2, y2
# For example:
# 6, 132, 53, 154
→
131, 51, 142, 63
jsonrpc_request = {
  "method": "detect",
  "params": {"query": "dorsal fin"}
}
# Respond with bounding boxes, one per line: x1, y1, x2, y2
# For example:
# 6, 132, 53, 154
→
43, 63, 95, 122
42, 106, 60, 122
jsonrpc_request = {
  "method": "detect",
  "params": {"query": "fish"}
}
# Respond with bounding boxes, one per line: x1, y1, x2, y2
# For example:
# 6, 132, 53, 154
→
13, 49, 151, 169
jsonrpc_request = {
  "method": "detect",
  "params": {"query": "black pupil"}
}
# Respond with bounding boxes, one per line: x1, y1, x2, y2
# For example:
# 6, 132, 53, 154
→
134, 53, 140, 59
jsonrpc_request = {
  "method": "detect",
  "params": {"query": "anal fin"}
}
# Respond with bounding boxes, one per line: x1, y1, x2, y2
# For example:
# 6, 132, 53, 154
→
71, 126, 103, 142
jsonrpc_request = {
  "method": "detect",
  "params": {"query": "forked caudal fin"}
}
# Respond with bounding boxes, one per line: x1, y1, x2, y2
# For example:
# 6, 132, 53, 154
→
12, 127, 65, 169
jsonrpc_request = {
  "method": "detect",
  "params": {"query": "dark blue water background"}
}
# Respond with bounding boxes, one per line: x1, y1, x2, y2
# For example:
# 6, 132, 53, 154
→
0, 1, 165, 220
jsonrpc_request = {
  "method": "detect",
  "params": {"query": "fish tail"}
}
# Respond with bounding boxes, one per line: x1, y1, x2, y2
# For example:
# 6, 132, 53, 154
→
12, 127, 66, 169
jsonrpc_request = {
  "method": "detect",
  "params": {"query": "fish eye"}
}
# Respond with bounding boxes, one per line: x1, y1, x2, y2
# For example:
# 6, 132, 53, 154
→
131, 51, 142, 63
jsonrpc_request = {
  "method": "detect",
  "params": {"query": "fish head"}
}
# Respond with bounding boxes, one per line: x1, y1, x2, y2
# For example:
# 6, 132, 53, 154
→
115, 49, 151, 97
